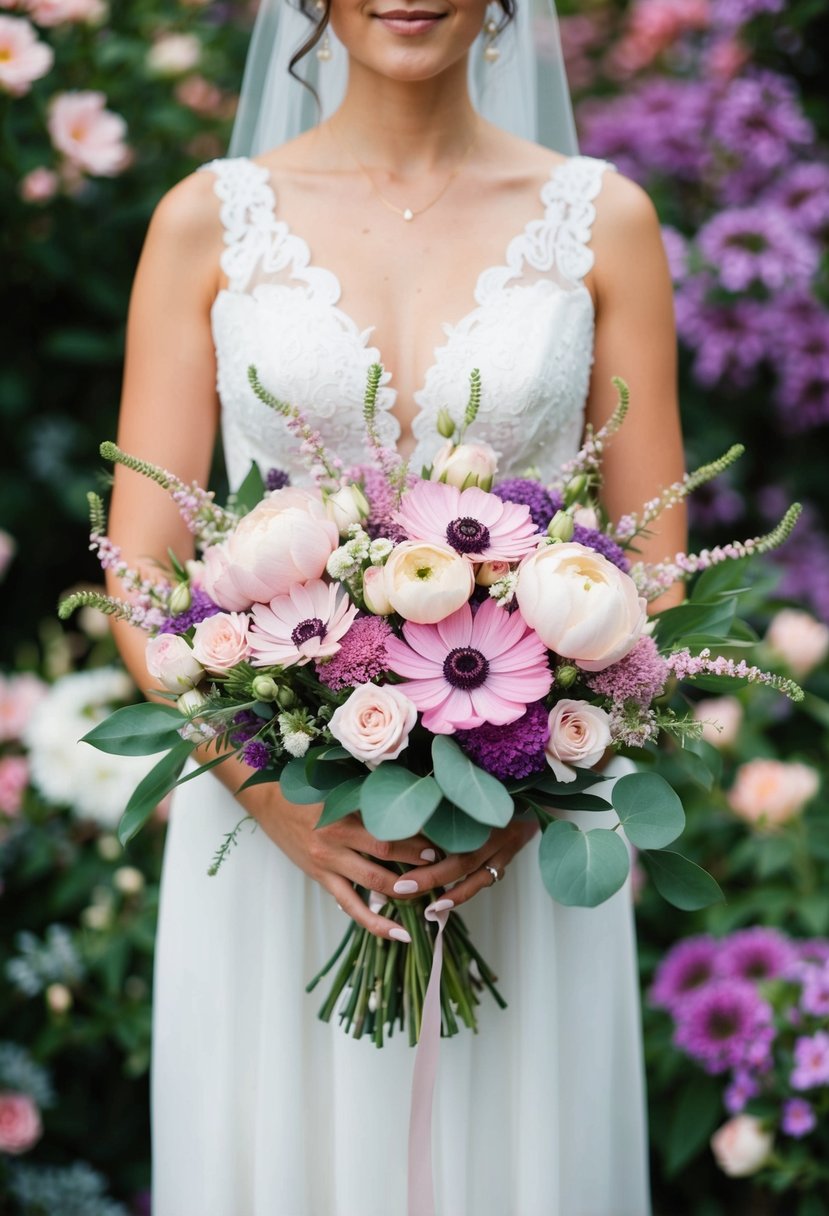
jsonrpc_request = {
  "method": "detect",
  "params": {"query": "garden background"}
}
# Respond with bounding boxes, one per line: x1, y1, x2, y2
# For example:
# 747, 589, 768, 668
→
1, 0, 828, 1212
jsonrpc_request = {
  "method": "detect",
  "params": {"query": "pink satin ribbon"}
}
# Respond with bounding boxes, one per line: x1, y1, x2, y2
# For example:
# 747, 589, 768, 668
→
407, 904, 450, 1216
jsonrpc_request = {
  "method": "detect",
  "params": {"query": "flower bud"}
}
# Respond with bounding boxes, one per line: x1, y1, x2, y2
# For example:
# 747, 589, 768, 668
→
251, 675, 279, 702
363, 565, 394, 615
556, 665, 579, 689
547, 511, 575, 542
46, 983, 73, 1014
475, 560, 511, 587
176, 688, 209, 716
436, 408, 457, 439
563, 474, 588, 507
169, 581, 192, 615
572, 504, 599, 530
326, 484, 370, 535
96, 833, 121, 862
276, 686, 296, 710
113, 866, 145, 896
430, 440, 498, 491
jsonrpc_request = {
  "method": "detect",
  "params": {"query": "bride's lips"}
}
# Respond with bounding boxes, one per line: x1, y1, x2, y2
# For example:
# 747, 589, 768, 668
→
373, 8, 447, 35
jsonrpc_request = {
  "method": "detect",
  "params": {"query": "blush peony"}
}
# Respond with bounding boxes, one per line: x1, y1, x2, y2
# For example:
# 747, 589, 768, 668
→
329, 683, 418, 768
202, 488, 339, 612
382, 540, 475, 624
515, 542, 647, 671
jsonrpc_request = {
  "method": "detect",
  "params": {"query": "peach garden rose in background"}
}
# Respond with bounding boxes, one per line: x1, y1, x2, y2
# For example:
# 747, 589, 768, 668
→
693, 695, 744, 748
765, 608, 829, 679
727, 758, 820, 828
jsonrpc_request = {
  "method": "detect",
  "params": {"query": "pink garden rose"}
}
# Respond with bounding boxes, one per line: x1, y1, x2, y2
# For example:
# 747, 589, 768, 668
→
516, 542, 648, 671
0, 529, 15, 578
145, 32, 201, 76
145, 634, 204, 692
0, 755, 28, 815
765, 608, 829, 679
0, 15, 53, 96
0, 1091, 42, 1155
545, 699, 612, 782
202, 488, 339, 612
329, 683, 418, 769
727, 758, 819, 828
710, 1115, 773, 1177
48, 91, 130, 176
0, 673, 47, 742
26, 0, 105, 26
19, 165, 59, 203
693, 696, 743, 748
191, 611, 251, 672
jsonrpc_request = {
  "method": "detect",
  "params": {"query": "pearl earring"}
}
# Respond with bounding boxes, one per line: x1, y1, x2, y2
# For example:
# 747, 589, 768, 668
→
315, 0, 332, 61
483, 14, 500, 63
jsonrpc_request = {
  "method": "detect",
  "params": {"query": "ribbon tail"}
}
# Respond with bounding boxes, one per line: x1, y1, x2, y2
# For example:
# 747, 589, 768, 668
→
407, 905, 450, 1216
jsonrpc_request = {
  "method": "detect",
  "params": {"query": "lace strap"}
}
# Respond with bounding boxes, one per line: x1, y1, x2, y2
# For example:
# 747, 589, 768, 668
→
199, 156, 279, 293
541, 155, 614, 284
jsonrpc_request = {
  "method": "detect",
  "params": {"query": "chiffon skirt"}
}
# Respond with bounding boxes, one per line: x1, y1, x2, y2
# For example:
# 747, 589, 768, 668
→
151, 760, 651, 1216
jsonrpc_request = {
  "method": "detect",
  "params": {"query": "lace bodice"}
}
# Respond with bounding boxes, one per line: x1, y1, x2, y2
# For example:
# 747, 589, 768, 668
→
200, 154, 613, 490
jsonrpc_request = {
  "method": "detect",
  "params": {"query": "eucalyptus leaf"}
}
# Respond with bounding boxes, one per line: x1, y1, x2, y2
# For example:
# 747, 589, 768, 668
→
538, 820, 630, 907
641, 849, 724, 911
431, 736, 513, 827
526, 769, 614, 799
423, 800, 492, 853
611, 772, 685, 850
316, 777, 366, 828
118, 740, 193, 846
361, 766, 442, 841
280, 757, 325, 805
83, 702, 185, 756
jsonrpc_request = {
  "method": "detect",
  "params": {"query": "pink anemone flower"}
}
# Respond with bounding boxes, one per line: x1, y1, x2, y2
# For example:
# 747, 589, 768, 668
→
384, 597, 553, 734
249, 579, 358, 668
394, 481, 539, 562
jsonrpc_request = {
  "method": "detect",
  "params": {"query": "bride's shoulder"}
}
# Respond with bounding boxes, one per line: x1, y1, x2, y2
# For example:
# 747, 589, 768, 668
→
147, 164, 229, 249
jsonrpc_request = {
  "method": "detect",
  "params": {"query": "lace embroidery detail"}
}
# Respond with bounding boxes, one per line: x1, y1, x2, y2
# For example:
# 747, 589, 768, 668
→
200, 155, 613, 490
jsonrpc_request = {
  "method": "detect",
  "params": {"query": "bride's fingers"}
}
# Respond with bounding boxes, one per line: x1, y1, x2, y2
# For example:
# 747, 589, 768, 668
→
325, 874, 412, 942
322, 815, 440, 866
436, 852, 512, 910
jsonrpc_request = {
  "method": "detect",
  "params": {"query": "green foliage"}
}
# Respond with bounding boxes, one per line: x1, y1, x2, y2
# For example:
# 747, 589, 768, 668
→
359, 766, 442, 841
538, 820, 630, 906
431, 736, 514, 827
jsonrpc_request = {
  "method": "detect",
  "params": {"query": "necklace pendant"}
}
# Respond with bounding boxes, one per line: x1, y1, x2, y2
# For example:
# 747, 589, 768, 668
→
402, 207, 414, 222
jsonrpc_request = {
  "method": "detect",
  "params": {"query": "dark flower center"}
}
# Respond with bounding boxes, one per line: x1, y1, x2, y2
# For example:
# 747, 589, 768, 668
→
291, 617, 326, 647
707, 1010, 741, 1041
680, 963, 714, 992
445, 516, 491, 554
443, 646, 490, 690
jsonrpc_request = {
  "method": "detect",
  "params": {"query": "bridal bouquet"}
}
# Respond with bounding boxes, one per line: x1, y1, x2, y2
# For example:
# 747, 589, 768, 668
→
60, 366, 803, 1046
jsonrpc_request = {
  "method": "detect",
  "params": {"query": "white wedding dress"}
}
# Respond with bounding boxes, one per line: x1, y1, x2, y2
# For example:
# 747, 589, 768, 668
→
151, 154, 651, 1216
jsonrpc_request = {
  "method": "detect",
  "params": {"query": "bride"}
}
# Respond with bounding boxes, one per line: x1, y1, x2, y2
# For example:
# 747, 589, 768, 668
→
107, 0, 685, 1211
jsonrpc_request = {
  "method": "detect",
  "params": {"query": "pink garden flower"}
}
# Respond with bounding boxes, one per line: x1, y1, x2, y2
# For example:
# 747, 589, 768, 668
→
26, 0, 105, 26
394, 481, 539, 562
249, 579, 358, 668
0, 755, 28, 815
0, 15, 53, 96
19, 165, 59, 203
0, 673, 47, 742
0, 1091, 42, 1154
384, 597, 552, 733
48, 91, 130, 177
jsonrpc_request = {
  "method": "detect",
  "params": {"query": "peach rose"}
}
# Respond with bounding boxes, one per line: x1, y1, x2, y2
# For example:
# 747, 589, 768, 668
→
0, 16, 53, 96
516, 542, 648, 671
766, 609, 829, 679
0, 755, 28, 815
693, 696, 743, 748
202, 488, 339, 612
710, 1115, 773, 1178
545, 699, 612, 782
430, 440, 498, 491
0, 1091, 42, 1154
145, 634, 204, 692
382, 540, 475, 624
329, 683, 418, 769
48, 91, 130, 176
727, 758, 819, 828
191, 611, 251, 672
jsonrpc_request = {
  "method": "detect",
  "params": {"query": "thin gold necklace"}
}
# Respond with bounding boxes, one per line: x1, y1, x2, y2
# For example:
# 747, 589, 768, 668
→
329, 119, 478, 222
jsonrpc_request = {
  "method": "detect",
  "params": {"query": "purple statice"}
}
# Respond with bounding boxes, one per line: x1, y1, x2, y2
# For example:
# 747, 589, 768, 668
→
673, 979, 774, 1074
649, 935, 722, 1013
582, 80, 713, 181
158, 586, 220, 635
230, 709, 261, 746
675, 275, 770, 389
493, 479, 562, 532
585, 636, 668, 708
711, 72, 813, 187
265, 467, 291, 491
571, 524, 629, 571
761, 495, 829, 622
768, 162, 829, 239
790, 1030, 829, 1090
346, 465, 406, 539
800, 962, 829, 1018
724, 1068, 760, 1114
781, 1097, 817, 1138
775, 353, 829, 431
242, 740, 271, 770
715, 927, 797, 984
315, 616, 393, 691
455, 700, 550, 781
697, 205, 818, 294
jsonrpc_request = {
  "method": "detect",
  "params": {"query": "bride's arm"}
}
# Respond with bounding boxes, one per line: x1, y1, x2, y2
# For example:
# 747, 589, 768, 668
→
106, 173, 433, 942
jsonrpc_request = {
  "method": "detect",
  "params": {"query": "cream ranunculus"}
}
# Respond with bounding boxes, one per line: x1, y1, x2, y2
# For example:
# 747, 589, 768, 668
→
329, 683, 418, 769
430, 440, 498, 490
710, 1116, 774, 1178
145, 634, 204, 692
191, 611, 251, 672
383, 540, 475, 624
202, 488, 339, 612
545, 699, 612, 782
516, 542, 648, 671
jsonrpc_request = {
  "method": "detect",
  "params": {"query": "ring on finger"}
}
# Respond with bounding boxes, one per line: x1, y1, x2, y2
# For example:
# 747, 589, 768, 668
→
483, 862, 504, 885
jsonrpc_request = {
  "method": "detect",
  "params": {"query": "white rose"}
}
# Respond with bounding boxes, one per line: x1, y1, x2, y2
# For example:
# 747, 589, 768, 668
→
383, 540, 474, 624
363, 565, 393, 615
191, 611, 251, 672
146, 32, 201, 76
430, 440, 498, 490
765, 608, 829, 679
145, 634, 204, 692
710, 1115, 773, 1178
325, 484, 370, 535
516, 542, 647, 671
329, 683, 418, 769
545, 699, 612, 782
693, 696, 743, 748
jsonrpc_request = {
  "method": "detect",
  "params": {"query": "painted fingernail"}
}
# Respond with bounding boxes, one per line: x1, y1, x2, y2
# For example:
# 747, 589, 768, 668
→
389, 926, 412, 944
368, 890, 386, 914
426, 898, 454, 913
393, 879, 419, 894
419, 848, 437, 862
